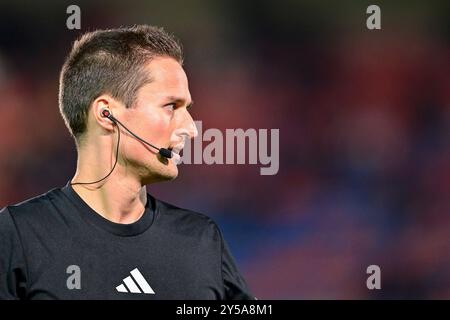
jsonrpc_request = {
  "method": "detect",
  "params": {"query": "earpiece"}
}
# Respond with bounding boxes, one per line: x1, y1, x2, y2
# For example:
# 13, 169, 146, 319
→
101, 108, 112, 119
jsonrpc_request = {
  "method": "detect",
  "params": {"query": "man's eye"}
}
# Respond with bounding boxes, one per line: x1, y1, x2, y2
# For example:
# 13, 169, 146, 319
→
164, 103, 176, 112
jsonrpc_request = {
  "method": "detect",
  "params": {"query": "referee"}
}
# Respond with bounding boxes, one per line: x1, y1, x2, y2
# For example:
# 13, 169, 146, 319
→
0, 25, 254, 300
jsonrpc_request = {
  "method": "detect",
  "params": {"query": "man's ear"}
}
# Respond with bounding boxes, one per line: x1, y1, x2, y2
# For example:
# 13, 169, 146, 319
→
92, 95, 117, 132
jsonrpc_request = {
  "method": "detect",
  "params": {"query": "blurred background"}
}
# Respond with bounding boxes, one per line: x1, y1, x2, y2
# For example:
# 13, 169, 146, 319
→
0, 0, 449, 299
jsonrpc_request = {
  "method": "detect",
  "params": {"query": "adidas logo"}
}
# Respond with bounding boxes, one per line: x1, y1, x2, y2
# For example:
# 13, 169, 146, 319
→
116, 268, 155, 294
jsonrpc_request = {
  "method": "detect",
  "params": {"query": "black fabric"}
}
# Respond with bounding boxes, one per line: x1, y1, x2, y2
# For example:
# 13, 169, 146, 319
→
0, 182, 254, 300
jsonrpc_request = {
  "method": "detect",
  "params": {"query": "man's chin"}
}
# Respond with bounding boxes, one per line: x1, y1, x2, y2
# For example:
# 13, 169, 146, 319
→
142, 166, 178, 184
161, 168, 179, 181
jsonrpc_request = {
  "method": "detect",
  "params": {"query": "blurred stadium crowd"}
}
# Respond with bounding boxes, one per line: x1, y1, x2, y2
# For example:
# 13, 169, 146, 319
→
0, 1, 448, 298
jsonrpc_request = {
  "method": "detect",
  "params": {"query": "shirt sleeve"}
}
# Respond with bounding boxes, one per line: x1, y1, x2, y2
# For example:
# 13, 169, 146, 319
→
219, 228, 255, 300
0, 207, 28, 300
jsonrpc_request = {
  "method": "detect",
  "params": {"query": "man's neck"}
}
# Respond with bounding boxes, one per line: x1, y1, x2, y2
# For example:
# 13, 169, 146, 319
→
71, 141, 148, 224
71, 132, 155, 224
71, 178, 148, 224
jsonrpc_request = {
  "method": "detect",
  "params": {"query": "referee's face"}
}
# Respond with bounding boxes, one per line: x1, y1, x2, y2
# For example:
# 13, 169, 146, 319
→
120, 56, 197, 183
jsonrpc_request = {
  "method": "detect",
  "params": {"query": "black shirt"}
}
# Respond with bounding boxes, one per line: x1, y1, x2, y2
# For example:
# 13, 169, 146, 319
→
0, 182, 254, 300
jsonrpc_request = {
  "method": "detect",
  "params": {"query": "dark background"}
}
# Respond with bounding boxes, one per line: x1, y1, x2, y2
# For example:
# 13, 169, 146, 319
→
0, 0, 449, 298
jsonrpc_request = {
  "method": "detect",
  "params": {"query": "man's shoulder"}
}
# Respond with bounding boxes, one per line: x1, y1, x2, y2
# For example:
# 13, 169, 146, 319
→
154, 196, 216, 224
1, 187, 62, 221
153, 196, 222, 237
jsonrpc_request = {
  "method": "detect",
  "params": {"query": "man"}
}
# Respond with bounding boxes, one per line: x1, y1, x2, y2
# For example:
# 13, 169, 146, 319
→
0, 25, 254, 300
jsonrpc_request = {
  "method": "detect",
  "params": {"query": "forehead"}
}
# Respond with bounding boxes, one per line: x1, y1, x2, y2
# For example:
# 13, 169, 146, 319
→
139, 56, 190, 101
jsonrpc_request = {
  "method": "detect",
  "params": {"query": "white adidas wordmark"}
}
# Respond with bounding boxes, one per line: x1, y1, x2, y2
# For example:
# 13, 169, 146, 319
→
116, 268, 155, 294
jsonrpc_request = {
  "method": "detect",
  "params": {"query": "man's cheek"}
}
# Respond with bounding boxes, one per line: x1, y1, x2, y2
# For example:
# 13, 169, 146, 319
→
148, 117, 172, 145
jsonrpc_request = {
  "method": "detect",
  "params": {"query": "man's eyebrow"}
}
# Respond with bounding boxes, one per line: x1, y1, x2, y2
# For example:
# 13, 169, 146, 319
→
165, 96, 194, 108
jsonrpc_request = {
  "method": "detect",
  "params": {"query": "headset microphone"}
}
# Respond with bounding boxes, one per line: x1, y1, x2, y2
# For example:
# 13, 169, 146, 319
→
101, 108, 173, 159
70, 108, 175, 186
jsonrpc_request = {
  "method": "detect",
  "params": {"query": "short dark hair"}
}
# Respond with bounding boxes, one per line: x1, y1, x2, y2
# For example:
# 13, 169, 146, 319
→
58, 25, 183, 142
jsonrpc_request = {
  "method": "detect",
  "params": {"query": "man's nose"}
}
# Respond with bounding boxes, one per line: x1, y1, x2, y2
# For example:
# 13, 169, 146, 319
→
182, 110, 198, 139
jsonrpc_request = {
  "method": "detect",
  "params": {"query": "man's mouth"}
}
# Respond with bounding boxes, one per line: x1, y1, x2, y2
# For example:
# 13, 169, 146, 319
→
168, 143, 184, 155
167, 143, 184, 165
